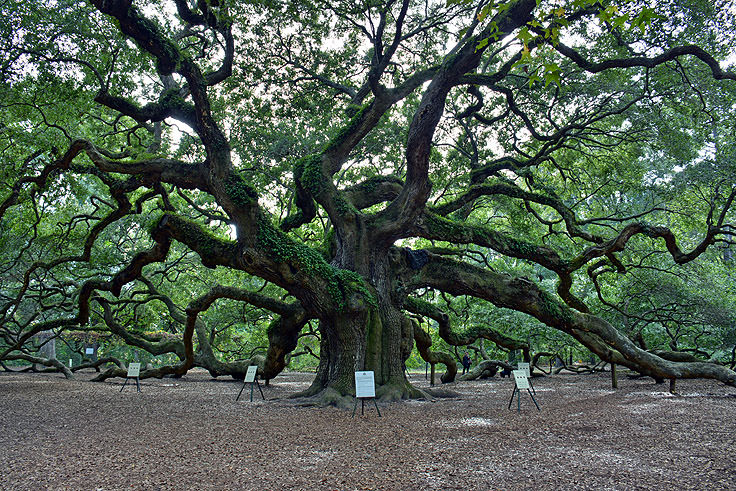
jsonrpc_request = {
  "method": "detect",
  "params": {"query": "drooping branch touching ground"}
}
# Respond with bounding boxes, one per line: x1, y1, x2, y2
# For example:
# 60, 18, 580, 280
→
184, 284, 311, 380
458, 360, 513, 381
411, 318, 456, 384
72, 357, 125, 374
96, 298, 186, 359
3, 353, 73, 379
94, 279, 313, 381
406, 252, 736, 387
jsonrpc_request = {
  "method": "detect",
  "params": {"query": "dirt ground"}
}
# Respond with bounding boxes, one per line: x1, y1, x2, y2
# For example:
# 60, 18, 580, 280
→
1, 368, 734, 490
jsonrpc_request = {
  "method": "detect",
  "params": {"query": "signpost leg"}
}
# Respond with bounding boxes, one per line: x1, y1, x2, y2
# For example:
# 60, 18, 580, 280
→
236, 380, 247, 401
527, 389, 540, 411
517, 389, 521, 413
352, 398, 359, 418
373, 398, 382, 417
508, 385, 518, 409
237, 366, 262, 402
121, 377, 141, 392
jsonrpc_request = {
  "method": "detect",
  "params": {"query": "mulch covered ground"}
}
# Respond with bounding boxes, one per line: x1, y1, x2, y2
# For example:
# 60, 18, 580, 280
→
1, 368, 734, 490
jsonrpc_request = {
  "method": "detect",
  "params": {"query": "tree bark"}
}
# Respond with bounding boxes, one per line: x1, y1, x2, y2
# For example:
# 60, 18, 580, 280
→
612, 363, 618, 389
412, 319, 456, 384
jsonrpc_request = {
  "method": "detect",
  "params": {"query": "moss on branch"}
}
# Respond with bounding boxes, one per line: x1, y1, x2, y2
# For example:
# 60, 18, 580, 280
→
160, 87, 196, 120
422, 212, 566, 271
256, 216, 376, 312
425, 213, 536, 256
158, 214, 237, 268
294, 154, 326, 198
323, 103, 370, 154
223, 169, 258, 208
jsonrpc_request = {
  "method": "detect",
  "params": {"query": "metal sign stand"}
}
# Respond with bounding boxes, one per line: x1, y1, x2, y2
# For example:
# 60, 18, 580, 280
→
121, 362, 141, 392
508, 369, 540, 412
236, 365, 265, 402
352, 371, 382, 418
236, 377, 265, 402
353, 396, 381, 417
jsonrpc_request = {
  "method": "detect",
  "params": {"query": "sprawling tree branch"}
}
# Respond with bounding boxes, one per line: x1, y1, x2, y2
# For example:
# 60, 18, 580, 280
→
553, 42, 736, 82
404, 251, 736, 386
404, 296, 530, 361
411, 319, 456, 383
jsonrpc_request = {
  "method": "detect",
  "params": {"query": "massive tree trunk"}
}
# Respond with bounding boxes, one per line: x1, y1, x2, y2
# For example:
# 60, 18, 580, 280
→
299, 249, 421, 403
303, 306, 423, 403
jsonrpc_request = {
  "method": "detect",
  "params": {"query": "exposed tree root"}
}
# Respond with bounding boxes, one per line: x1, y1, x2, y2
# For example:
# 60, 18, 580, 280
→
290, 379, 429, 408
291, 387, 356, 409
424, 387, 461, 398
376, 380, 429, 402
0, 362, 32, 373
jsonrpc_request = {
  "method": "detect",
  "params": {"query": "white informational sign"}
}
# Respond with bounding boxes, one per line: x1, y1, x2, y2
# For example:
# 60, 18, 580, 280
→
69, 359, 73, 368
245, 365, 258, 383
517, 362, 530, 377
85, 347, 94, 355
354, 371, 376, 398
513, 369, 530, 390
127, 362, 141, 378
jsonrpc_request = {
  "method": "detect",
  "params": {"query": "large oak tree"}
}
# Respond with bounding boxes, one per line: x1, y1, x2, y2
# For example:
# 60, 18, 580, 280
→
2, 0, 735, 402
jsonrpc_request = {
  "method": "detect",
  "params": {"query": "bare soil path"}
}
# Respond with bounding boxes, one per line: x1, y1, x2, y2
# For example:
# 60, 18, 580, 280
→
1, 369, 734, 490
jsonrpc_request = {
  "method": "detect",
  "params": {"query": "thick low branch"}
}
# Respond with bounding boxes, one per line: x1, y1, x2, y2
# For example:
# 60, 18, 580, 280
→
458, 359, 513, 381
411, 320, 456, 383
72, 356, 125, 372
3, 353, 73, 379
405, 252, 736, 387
